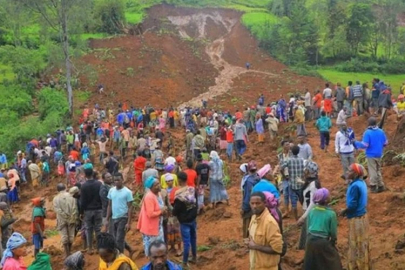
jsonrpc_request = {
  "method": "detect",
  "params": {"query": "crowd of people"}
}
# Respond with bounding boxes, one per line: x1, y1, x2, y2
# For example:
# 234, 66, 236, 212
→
0, 77, 399, 269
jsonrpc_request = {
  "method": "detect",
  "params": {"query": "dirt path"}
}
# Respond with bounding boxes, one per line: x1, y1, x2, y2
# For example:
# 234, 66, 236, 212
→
168, 12, 277, 108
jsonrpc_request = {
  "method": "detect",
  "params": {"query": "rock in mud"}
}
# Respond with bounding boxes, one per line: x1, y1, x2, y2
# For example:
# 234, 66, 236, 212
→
208, 236, 221, 245
395, 238, 405, 250
43, 245, 63, 256
223, 212, 232, 218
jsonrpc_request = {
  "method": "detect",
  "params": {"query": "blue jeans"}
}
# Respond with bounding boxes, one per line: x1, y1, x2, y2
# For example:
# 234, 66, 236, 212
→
180, 221, 197, 264
235, 140, 246, 156
320, 131, 330, 150
226, 143, 233, 158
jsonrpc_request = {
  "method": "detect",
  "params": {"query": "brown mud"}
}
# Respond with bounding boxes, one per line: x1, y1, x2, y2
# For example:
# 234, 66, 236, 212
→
12, 4, 405, 270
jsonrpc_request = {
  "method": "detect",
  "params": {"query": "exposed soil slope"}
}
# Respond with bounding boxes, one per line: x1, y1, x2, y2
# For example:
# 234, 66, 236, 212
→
12, 4, 405, 270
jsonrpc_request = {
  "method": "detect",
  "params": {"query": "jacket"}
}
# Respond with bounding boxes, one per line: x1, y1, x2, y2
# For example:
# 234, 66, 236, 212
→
242, 174, 259, 212
294, 108, 304, 124
315, 116, 332, 132
378, 89, 393, 109
346, 178, 367, 218
249, 209, 283, 270
137, 192, 162, 236
335, 129, 355, 154
80, 179, 102, 212
172, 193, 198, 224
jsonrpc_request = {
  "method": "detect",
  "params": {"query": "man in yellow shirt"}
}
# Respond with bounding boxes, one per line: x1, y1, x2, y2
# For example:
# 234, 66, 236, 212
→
396, 94, 405, 119
294, 105, 307, 137
248, 192, 283, 270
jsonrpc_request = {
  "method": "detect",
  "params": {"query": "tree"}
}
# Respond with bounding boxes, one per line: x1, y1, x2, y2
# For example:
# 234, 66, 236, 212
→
375, 0, 404, 59
20, 0, 92, 116
325, 0, 347, 58
345, 3, 374, 56
270, 0, 294, 17
94, 0, 126, 34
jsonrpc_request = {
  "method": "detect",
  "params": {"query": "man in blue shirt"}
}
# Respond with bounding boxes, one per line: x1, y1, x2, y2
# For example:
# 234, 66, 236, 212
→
141, 240, 182, 270
106, 172, 134, 253
355, 117, 387, 193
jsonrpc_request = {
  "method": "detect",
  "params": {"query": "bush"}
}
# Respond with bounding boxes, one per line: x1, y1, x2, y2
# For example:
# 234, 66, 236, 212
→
291, 66, 323, 78
335, 58, 379, 73
0, 85, 33, 116
37, 87, 69, 120
94, 0, 126, 34
333, 58, 405, 75
380, 59, 405, 74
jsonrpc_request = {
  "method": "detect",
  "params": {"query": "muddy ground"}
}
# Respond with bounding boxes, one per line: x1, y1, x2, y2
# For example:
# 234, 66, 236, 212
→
12, 4, 405, 270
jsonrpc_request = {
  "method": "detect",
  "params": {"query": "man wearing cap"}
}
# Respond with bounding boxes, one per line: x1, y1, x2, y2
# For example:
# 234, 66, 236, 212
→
53, 183, 78, 257
241, 161, 260, 239
80, 163, 103, 254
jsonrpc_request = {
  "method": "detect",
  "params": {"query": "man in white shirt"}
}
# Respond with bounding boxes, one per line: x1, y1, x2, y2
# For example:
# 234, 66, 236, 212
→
335, 123, 355, 181
304, 89, 312, 121
165, 156, 176, 167
323, 84, 333, 99
336, 107, 348, 126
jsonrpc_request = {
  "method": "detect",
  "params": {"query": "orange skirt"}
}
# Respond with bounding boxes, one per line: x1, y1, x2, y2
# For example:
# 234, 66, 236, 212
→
324, 99, 332, 113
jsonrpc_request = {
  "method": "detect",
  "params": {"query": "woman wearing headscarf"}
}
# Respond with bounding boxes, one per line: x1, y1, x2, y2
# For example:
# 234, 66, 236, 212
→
239, 163, 248, 192
208, 151, 229, 208
64, 251, 85, 270
340, 163, 370, 270
304, 188, 342, 270
297, 161, 322, 250
252, 164, 280, 199
1, 232, 27, 270
160, 164, 178, 189
137, 177, 167, 257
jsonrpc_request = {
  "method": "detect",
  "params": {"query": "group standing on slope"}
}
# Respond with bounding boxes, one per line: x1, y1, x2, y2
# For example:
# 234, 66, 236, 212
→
0, 77, 399, 270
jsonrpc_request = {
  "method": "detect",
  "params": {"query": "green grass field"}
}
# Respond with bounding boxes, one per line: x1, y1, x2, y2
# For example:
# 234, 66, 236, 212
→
241, 12, 278, 38
318, 69, 404, 94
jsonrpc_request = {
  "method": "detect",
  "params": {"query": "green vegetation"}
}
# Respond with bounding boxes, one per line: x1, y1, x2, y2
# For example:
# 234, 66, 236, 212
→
241, 12, 277, 39
318, 69, 404, 94
248, 0, 405, 74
